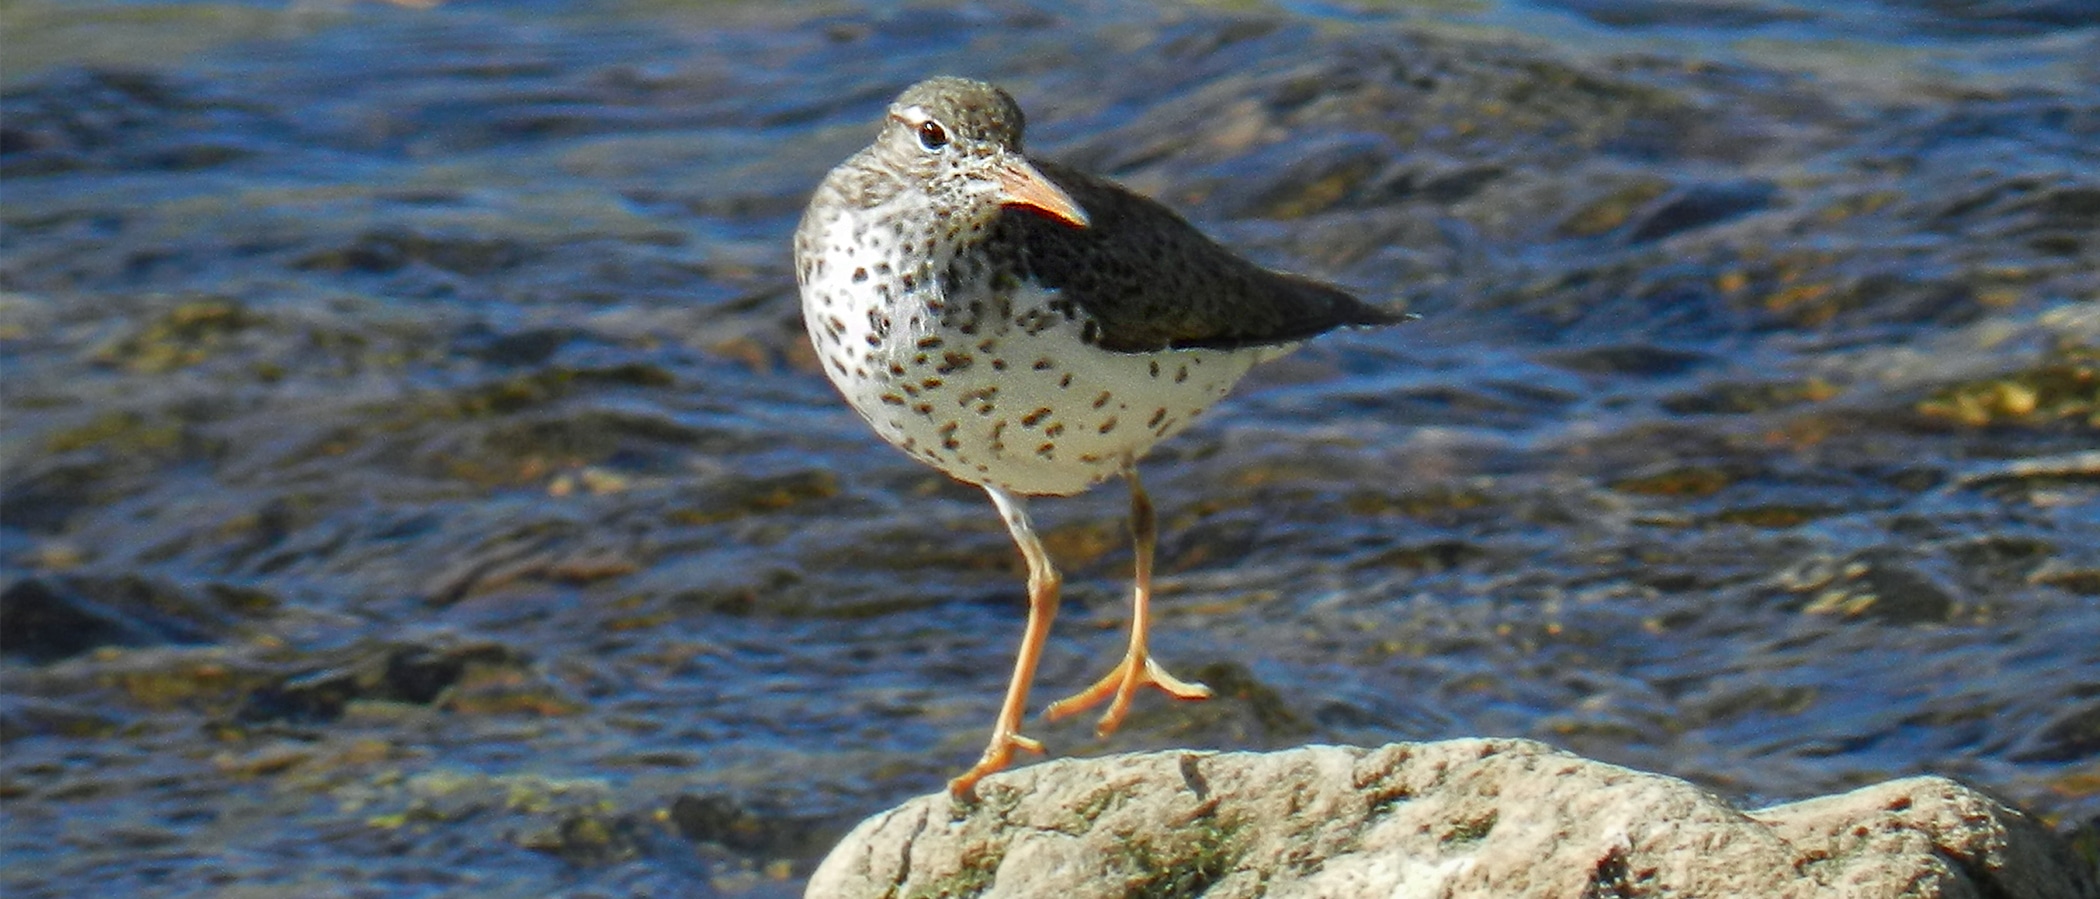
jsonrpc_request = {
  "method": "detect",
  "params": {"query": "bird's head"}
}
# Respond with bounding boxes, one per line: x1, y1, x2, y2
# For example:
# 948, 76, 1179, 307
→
879, 77, 1089, 230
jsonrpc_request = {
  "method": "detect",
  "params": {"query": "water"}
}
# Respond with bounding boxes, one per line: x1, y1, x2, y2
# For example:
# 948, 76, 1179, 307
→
3, 1, 2097, 895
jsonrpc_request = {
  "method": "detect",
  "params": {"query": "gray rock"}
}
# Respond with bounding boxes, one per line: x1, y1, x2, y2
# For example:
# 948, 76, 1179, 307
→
806, 739, 2096, 898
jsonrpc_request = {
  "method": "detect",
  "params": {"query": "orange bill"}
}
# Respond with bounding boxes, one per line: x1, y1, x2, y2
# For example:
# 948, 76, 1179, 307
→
995, 159, 1090, 228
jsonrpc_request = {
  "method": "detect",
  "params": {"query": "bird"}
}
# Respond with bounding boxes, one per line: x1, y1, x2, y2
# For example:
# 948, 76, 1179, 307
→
792, 76, 1411, 796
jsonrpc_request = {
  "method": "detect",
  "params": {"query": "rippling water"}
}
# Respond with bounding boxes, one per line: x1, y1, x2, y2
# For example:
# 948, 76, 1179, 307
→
3, 1, 2097, 895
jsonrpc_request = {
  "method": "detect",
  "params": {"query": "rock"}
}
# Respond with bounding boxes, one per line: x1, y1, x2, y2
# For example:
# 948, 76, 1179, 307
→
806, 739, 2097, 899
0, 575, 226, 663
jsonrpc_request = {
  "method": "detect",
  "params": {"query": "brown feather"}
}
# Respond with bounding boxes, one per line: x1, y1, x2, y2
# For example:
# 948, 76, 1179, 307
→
984, 159, 1410, 353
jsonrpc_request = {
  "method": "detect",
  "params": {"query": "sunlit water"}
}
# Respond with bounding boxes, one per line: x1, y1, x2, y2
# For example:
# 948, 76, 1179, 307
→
3, 1, 2096, 895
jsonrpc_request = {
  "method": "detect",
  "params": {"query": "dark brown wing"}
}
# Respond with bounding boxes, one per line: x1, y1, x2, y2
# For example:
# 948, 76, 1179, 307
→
995, 159, 1411, 354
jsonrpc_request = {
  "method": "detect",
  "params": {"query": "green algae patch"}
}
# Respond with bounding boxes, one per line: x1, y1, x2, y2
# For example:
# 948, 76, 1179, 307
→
664, 470, 842, 526
91, 297, 265, 373
1707, 503, 1845, 529
1918, 342, 2100, 429
1610, 465, 1735, 498
902, 842, 1003, 899
43, 410, 185, 455
1558, 178, 1671, 237
1660, 378, 1839, 416
438, 364, 678, 419
1113, 810, 1250, 899
1441, 808, 1499, 845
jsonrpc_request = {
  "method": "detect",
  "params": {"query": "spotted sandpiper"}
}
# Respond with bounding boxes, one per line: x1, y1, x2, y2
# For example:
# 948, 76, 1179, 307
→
793, 76, 1410, 796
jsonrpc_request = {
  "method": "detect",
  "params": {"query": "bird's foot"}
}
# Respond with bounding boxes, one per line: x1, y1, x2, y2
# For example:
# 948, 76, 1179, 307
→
947, 729, 1045, 798
1043, 652, 1210, 737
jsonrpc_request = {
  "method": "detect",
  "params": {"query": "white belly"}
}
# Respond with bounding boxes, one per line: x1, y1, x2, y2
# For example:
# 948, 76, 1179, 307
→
802, 239, 1283, 496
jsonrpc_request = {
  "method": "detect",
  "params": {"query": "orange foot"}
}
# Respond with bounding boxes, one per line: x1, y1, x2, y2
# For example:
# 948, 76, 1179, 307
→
947, 729, 1044, 797
1043, 652, 1211, 737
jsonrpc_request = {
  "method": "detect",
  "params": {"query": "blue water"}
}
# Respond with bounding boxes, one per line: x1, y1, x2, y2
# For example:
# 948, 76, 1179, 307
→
3, 1, 2096, 896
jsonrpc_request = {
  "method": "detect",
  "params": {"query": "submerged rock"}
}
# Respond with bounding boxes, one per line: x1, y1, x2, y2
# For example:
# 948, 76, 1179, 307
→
808, 739, 2095, 899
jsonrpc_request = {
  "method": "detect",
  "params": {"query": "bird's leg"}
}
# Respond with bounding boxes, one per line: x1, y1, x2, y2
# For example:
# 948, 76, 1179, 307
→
949, 485, 1060, 797
1044, 464, 1211, 736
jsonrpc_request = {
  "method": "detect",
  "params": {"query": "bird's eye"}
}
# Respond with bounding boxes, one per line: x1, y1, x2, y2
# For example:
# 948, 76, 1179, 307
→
917, 120, 949, 151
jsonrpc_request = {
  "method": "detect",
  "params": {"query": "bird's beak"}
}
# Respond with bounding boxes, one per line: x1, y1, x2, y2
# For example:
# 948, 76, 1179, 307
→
995, 159, 1089, 229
